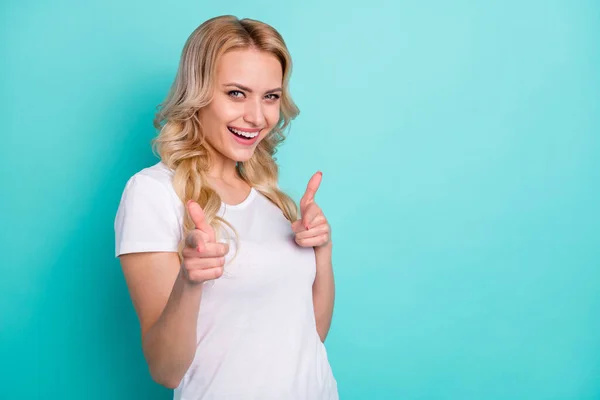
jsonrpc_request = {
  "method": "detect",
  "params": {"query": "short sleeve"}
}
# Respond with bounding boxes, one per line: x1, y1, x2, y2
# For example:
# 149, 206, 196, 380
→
114, 173, 182, 257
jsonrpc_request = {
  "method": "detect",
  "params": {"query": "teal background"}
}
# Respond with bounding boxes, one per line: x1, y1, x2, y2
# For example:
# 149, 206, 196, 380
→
1, 0, 599, 399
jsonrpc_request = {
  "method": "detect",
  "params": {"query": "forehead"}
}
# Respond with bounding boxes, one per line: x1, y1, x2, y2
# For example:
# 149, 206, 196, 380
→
216, 48, 283, 88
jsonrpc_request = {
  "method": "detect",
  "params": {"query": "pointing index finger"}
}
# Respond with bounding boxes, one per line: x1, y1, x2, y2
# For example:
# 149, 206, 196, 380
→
301, 171, 322, 206
187, 200, 216, 242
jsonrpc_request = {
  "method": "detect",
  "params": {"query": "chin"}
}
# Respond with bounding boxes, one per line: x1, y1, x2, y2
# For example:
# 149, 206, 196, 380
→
229, 148, 257, 163
217, 127, 271, 163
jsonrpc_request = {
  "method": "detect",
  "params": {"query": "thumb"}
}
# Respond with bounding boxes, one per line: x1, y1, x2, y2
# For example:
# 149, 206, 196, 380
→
187, 200, 215, 241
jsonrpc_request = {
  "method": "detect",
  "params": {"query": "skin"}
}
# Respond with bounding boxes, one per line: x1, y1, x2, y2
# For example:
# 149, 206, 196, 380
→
119, 47, 335, 389
199, 48, 282, 188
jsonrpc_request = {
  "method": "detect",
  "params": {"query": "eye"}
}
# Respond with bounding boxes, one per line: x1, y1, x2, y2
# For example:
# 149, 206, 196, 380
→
228, 90, 245, 98
265, 93, 280, 101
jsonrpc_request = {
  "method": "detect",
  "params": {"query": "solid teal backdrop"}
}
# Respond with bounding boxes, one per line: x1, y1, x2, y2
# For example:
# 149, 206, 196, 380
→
1, 0, 599, 399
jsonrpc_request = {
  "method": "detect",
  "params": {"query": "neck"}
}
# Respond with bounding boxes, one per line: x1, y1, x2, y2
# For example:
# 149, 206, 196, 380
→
204, 143, 241, 183
207, 162, 239, 181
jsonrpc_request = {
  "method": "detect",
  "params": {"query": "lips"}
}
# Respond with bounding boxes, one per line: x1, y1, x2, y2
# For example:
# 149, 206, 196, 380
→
227, 126, 261, 146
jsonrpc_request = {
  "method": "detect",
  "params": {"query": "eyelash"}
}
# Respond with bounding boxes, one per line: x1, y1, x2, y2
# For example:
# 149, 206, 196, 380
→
228, 90, 280, 101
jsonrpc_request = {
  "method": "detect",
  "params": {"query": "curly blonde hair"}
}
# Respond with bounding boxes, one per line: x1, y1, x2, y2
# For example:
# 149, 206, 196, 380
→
151, 15, 300, 261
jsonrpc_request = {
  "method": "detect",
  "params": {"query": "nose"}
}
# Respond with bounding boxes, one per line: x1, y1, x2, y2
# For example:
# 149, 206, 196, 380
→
243, 98, 266, 127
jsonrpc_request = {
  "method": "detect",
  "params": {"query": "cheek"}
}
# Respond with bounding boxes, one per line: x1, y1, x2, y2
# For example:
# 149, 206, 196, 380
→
265, 105, 281, 127
221, 103, 243, 123
206, 99, 241, 127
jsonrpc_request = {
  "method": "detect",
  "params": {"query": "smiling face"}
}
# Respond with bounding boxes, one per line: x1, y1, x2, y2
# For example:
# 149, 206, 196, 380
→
198, 47, 283, 164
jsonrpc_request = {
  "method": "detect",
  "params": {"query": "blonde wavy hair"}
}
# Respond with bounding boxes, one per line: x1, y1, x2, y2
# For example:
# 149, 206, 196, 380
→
151, 15, 300, 263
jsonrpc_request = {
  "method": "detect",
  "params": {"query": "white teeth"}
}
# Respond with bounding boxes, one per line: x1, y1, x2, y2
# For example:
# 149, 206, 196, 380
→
230, 127, 259, 138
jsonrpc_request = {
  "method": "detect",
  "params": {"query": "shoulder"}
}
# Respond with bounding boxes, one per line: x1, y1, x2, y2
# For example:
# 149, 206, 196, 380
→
117, 161, 182, 218
121, 162, 178, 200
128, 161, 174, 189
114, 162, 184, 257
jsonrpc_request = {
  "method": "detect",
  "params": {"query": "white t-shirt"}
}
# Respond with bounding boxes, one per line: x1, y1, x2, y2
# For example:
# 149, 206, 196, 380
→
114, 161, 339, 400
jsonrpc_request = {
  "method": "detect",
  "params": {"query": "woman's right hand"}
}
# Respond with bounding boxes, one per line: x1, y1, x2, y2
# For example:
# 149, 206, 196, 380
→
181, 200, 229, 284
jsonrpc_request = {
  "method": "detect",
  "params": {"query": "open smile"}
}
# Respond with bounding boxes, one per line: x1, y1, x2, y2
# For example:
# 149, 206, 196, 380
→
227, 126, 261, 138
227, 126, 262, 145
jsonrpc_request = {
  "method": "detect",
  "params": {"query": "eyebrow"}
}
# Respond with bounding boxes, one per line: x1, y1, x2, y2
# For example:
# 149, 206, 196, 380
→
224, 82, 282, 94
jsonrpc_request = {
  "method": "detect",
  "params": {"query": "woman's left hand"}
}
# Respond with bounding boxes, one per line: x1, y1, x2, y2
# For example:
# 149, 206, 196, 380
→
292, 171, 332, 249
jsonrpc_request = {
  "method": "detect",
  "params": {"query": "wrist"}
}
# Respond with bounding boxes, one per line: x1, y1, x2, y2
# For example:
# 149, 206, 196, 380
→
316, 240, 333, 254
178, 266, 206, 291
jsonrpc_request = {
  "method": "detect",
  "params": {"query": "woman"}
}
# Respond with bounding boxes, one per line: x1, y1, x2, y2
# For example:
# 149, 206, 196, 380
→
114, 15, 338, 400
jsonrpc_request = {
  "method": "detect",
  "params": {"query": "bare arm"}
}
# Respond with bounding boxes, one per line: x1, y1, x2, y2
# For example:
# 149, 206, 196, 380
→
312, 242, 335, 342
119, 200, 226, 389
294, 172, 336, 343
120, 252, 203, 389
